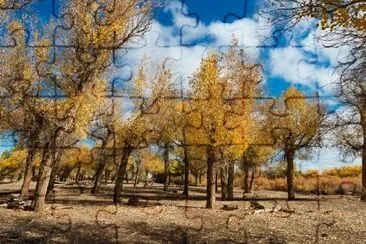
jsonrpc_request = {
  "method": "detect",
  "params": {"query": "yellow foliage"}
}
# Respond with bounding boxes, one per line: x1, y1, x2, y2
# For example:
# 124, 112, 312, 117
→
0, 150, 27, 172
266, 87, 325, 153
323, 166, 361, 178
59, 146, 92, 168
187, 40, 261, 160
283, 0, 366, 32
139, 149, 164, 174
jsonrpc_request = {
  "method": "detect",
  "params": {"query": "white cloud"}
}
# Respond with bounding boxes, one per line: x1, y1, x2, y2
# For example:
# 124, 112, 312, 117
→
119, 0, 270, 86
267, 18, 351, 95
269, 47, 338, 91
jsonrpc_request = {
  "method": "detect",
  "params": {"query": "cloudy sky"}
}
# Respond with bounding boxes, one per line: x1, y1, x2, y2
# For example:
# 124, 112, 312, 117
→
2, 0, 360, 171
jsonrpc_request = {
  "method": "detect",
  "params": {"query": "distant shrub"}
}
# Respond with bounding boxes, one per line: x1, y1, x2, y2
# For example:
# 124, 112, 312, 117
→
323, 166, 361, 178
255, 175, 361, 195
295, 176, 317, 193
263, 161, 287, 179
301, 169, 320, 178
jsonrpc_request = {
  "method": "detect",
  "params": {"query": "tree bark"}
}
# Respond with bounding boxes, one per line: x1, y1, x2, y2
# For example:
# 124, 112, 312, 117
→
17, 168, 23, 181
163, 143, 169, 191
91, 134, 110, 194
32, 167, 37, 181
249, 166, 256, 192
134, 164, 140, 187
144, 169, 148, 187
60, 167, 72, 182
220, 167, 228, 200
125, 171, 129, 183
46, 164, 59, 198
244, 164, 250, 193
20, 147, 36, 198
215, 168, 219, 192
33, 146, 58, 212
91, 157, 107, 194
182, 146, 189, 197
104, 169, 110, 185
227, 163, 234, 200
286, 150, 295, 200
75, 162, 82, 184
206, 146, 216, 209
113, 146, 133, 204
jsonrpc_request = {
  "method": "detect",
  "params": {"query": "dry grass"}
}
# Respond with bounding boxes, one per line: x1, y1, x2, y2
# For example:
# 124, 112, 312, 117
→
1, 182, 366, 243
255, 176, 362, 195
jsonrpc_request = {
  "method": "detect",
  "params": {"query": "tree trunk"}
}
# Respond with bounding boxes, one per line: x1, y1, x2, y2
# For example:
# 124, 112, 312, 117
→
33, 147, 58, 211
20, 148, 36, 198
163, 143, 169, 191
17, 169, 23, 181
215, 169, 218, 192
91, 134, 110, 193
206, 146, 216, 209
46, 164, 58, 198
32, 167, 37, 181
195, 174, 199, 186
182, 147, 189, 197
75, 162, 82, 184
286, 150, 295, 200
125, 171, 129, 183
113, 146, 133, 204
91, 158, 106, 194
104, 169, 110, 185
144, 169, 148, 187
134, 163, 140, 187
244, 164, 250, 193
227, 163, 234, 200
60, 167, 72, 182
220, 167, 228, 200
199, 170, 202, 185
249, 166, 256, 192
111, 174, 116, 184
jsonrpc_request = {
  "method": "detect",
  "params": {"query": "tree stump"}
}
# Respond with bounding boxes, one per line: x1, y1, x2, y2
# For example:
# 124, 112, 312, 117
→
127, 196, 140, 206
7, 195, 25, 209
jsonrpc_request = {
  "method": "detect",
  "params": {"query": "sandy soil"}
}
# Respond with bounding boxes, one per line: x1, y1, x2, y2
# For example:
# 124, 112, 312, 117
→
0, 182, 365, 243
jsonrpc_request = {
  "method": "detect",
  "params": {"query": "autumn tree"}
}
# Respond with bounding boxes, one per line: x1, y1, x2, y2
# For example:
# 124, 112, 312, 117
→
112, 59, 174, 203
151, 93, 189, 192
265, 0, 366, 33
333, 70, 366, 199
241, 145, 273, 193
56, 146, 92, 183
0, 19, 51, 198
264, 0, 366, 200
187, 48, 258, 208
138, 148, 164, 186
0, 149, 27, 182
28, 0, 155, 211
218, 41, 263, 200
240, 109, 276, 194
265, 87, 326, 200
89, 100, 122, 193
147, 64, 177, 191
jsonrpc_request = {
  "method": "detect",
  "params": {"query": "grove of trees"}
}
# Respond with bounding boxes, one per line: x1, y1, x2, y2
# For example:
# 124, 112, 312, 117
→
0, 0, 365, 212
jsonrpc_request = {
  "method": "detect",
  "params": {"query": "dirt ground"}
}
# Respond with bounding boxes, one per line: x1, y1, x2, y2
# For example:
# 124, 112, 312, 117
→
0, 182, 365, 243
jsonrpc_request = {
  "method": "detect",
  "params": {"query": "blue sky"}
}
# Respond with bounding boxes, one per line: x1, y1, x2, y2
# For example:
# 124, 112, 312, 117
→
0, 0, 360, 170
